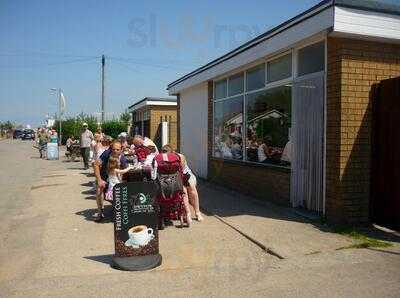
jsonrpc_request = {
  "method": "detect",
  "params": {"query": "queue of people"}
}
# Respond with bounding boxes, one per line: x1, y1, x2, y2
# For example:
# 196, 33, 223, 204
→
34, 122, 204, 226
89, 130, 204, 225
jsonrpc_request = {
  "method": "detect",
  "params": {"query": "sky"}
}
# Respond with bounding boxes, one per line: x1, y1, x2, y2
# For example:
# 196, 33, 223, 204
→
0, 0, 322, 127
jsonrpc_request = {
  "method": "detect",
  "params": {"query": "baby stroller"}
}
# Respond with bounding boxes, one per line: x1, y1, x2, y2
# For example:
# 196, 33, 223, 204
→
153, 152, 189, 229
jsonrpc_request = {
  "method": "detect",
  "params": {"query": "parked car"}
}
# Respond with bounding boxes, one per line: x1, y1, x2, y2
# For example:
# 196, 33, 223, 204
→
13, 129, 24, 139
21, 129, 35, 140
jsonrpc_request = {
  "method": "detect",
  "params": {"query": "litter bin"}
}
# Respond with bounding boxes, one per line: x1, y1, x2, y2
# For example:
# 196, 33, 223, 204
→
47, 142, 59, 160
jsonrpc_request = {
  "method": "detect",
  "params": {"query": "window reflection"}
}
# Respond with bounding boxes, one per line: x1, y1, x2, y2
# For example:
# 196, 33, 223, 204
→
246, 86, 292, 166
213, 96, 243, 160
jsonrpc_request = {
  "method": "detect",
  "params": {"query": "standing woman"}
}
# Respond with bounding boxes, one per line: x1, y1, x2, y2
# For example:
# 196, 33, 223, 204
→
161, 145, 204, 222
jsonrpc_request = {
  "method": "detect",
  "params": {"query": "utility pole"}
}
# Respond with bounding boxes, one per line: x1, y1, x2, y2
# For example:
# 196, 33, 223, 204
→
58, 88, 62, 146
101, 55, 105, 123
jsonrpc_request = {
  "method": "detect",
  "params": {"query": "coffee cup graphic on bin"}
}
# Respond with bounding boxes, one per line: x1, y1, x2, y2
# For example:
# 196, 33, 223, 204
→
125, 225, 154, 248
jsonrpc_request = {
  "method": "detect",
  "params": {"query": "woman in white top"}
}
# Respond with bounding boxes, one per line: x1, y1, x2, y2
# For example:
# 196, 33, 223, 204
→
160, 144, 204, 222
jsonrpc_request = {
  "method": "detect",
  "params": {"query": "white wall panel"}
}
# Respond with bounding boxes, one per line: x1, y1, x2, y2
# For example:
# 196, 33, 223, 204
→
180, 82, 208, 178
334, 7, 400, 41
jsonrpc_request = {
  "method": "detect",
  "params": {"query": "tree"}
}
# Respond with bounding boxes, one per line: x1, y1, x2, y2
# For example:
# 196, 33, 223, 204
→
101, 120, 127, 139
53, 113, 98, 144
119, 110, 131, 127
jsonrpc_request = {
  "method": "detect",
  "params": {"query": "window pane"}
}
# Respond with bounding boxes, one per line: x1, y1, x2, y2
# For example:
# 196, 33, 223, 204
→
214, 79, 227, 99
246, 64, 265, 91
267, 54, 292, 83
298, 42, 325, 76
213, 96, 243, 160
246, 86, 292, 167
228, 73, 244, 96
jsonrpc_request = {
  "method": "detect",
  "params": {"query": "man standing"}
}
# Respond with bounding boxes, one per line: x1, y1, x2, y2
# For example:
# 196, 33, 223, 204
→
38, 128, 49, 159
80, 122, 93, 169
93, 140, 128, 221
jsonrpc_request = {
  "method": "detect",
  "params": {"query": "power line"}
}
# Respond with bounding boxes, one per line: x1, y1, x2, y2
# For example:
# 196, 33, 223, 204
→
109, 55, 203, 67
0, 57, 99, 69
110, 60, 145, 74
0, 50, 99, 59
110, 60, 171, 82
108, 56, 192, 71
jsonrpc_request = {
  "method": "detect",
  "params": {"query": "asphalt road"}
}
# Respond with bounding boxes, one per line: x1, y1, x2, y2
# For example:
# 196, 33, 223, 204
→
0, 139, 399, 297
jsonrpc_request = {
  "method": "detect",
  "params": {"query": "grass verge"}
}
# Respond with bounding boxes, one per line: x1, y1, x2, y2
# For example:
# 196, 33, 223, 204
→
334, 226, 392, 250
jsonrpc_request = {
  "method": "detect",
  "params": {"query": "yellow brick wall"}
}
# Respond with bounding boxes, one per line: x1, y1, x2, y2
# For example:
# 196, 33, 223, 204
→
326, 37, 400, 224
149, 106, 178, 150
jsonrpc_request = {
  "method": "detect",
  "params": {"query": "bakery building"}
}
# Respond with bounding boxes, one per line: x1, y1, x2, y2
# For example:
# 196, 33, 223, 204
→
167, 0, 400, 225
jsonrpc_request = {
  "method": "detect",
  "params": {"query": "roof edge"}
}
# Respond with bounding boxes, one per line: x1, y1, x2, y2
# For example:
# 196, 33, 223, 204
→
128, 97, 176, 109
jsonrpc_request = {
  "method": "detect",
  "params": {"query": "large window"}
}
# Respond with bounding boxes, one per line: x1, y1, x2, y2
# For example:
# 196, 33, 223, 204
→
214, 96, 243, 160
246, 86, 292, 166
212, 40, 325, 168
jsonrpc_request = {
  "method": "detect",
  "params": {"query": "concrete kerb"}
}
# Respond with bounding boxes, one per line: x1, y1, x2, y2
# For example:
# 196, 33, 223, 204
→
207, 211, 285, 259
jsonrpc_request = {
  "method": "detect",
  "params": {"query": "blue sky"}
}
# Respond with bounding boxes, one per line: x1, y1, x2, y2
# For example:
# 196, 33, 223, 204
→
0, 0, 321, 127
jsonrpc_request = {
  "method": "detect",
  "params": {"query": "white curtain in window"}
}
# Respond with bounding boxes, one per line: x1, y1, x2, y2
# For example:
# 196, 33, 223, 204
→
291, 74, 324, 213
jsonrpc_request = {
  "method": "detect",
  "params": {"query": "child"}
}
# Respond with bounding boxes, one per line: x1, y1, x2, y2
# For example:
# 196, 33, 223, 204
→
104, 156, 133, 202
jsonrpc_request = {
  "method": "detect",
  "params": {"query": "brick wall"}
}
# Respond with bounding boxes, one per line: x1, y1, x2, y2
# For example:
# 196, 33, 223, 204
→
150, 106, 178, 150
206, 81, 291, 206
326, 37, 400, 224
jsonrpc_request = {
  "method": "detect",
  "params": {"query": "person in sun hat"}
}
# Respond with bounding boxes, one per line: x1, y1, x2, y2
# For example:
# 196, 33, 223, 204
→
80, 122, 94, 169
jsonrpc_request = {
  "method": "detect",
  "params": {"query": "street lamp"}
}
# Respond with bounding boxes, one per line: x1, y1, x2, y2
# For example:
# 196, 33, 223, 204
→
50, 88, 63, 145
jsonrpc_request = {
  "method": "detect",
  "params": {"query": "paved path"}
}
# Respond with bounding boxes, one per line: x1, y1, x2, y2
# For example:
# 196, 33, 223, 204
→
0, 139, 399, 297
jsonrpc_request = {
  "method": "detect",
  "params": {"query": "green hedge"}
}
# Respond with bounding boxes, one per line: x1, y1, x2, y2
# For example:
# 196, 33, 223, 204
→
101, 120, 127, 139
53, 114, 128, 144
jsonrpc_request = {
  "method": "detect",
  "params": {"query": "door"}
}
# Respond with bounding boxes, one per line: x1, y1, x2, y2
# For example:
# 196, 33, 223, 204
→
291, 74, 324, 213
371, 77, 400, 230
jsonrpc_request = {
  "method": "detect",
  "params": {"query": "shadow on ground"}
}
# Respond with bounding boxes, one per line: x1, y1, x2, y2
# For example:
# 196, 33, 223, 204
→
84, 254, 113, 265
82, 189, 95, 195
75, 206, 114, 224
199, 181, 400, 245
